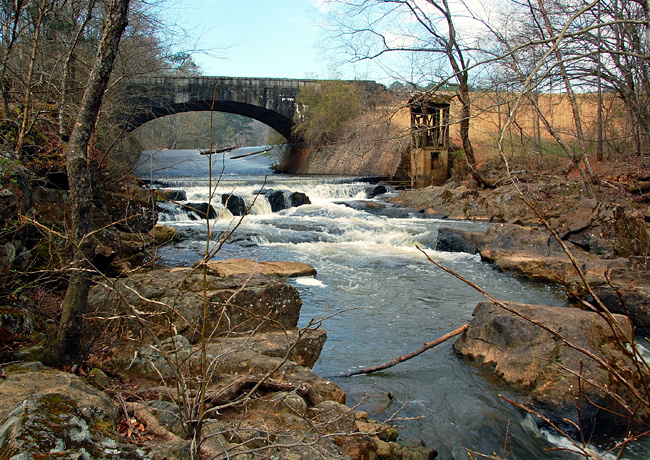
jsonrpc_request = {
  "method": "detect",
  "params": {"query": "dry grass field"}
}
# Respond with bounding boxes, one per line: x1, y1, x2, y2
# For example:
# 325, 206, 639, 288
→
468, 92, 627, 161
390, 92, 631, 166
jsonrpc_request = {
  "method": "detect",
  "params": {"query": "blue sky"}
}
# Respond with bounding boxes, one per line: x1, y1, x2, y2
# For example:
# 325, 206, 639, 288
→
163, 0, 388, 82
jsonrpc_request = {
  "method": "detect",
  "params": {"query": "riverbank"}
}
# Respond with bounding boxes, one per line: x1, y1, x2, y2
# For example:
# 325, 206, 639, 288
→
0, 256, 436, 459
388, 164, 650, 314
386, 161, 650, 445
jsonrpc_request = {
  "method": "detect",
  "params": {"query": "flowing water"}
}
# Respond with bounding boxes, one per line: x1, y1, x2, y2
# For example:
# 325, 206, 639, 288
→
134, 148, 648, 460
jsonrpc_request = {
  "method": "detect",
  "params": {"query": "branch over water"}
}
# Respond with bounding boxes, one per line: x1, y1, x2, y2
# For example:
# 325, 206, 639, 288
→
337, 324, 469, 378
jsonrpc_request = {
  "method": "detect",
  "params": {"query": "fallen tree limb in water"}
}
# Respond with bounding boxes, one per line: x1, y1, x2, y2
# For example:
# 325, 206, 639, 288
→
337, 324, 469, 378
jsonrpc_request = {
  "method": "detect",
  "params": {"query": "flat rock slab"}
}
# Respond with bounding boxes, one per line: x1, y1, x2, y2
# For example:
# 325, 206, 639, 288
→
454, 301, 649, 436
196, 258, 317, 278
0, 364, 116, 422
478, 223, 650, 330
206, 343, 346, 406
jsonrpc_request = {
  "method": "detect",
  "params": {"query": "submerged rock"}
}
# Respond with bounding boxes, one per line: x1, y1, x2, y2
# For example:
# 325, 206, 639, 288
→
367, 185, 388, 198
454, 301, 649, 437
336, 200, 412, 218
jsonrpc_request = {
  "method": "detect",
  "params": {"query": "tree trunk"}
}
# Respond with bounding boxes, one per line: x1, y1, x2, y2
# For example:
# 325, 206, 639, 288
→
50, 0, 130, 364
538, 0, 598, 197
437, 0, 494, 187
0, 0, 25, 121
59, 0, 97, 142
14, 0, 47, 158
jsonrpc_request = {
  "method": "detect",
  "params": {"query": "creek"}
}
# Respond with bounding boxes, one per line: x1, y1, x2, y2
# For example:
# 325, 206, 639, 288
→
134, 147, 645, 460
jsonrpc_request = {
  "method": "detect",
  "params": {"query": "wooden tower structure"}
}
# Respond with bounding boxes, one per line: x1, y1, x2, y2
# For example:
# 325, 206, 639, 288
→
409, 95, 451, 188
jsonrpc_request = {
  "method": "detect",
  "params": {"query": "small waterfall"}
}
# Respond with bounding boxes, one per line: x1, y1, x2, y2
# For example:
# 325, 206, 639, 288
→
296, 182, 370, 201
143, 151, 385, 223
245, 195, 272, 215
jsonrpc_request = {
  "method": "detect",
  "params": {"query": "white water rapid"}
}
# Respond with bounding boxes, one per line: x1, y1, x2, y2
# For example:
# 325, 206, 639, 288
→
134, 148, 649, 460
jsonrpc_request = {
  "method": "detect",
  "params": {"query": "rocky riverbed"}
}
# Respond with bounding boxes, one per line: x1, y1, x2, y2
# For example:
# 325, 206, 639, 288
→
1, 259, 435, 459
2, 163, 650, 458
395, 176, 650, 444
0, 168, 436, 459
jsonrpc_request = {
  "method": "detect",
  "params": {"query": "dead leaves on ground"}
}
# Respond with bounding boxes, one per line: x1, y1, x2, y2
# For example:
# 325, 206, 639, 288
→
117, 415, 155, 444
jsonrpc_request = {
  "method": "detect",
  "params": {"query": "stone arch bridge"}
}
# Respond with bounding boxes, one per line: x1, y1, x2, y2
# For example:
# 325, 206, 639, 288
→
124, 76, 382, 142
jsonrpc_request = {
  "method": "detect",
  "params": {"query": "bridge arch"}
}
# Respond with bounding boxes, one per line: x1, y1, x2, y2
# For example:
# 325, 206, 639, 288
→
129, 99, 295, 140
124, 76, 324, 140
124, 76, 382, 138
122, 76, 383, 172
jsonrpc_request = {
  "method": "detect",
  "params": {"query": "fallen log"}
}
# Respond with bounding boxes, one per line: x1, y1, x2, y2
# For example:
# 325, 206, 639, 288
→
337, 324, 469, 378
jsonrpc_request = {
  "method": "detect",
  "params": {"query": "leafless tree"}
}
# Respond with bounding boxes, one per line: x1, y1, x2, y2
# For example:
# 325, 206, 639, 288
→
50, 0, 130, 362
325, 0, 492, 184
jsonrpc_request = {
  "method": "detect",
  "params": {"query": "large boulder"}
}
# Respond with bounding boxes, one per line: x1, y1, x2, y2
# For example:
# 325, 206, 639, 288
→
125, 329, 327, 381
0, 242, 15, 276
0, 365, 126, 458
208, 328, 327, 368
0, 305, 32, 347
289, 191, 311, 208
265, 190, 288, 212
263, 190, 312, 212
186, 201, 218, 219
155, 188, 187, 202
579, 258, 650, 333
93, 227, 160, 276
555, 198, 649, 258
205, 335, 344, 406
0, 364, 117, 422
222, 194, 247, 216
0, 365, 192, 459
454, 301, 649, 437
435, 227, 484, 254
30, 186, 71, 224
479, 223, 581, 283
309, 400, 377, 459
87, 268, 304, 344
101, 184, 158, 234
478, 223, 650, 331
367, 185, 388, 198
389, 180, 588, 223
149, 224, 178, 245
